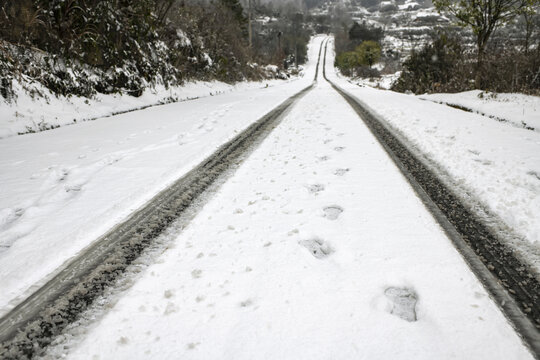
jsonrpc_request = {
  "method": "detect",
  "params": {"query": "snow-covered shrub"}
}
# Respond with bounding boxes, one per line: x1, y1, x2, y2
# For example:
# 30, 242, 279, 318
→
0, 46, 15, 102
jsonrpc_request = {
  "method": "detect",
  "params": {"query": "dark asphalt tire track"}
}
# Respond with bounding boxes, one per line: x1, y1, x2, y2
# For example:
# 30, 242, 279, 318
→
0, 41, 326, 359
322, 41, 540, 358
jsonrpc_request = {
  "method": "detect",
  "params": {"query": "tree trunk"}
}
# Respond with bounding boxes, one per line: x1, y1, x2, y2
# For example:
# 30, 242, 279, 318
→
475, 36, 487, 89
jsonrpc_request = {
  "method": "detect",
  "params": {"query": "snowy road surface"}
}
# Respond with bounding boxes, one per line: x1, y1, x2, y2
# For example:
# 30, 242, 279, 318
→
39, 39, 534, 359
329, 69, 540, 261
0, 35, 538, 358
0, 37, 323, 317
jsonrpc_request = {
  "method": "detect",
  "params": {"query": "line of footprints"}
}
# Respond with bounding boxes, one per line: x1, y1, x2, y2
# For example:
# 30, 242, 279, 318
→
299, 134, 418, 322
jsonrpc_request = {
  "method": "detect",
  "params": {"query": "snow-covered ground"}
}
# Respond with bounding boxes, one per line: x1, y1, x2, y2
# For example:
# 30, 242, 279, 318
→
419, 90, 540, 132
43, 38, 532, 359
0, 36, 325, 316
0, 75, 299, 139
1, 35, 537, 358
349, 72, 401, 90
328, 43, 540, 263
346, 71, 539, 134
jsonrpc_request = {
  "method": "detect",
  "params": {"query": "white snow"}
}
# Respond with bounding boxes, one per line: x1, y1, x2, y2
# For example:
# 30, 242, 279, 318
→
0, 35, 327, 316
176, 29, 192, 47
48, 38, 532, 359
0, 76, 297, 139
0, 35, 536, 359
327, 39, 540, 256
419, 90, 540, 131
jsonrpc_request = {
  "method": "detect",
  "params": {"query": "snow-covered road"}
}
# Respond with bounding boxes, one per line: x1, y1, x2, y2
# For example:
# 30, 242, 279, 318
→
1, 35, 538, 358
38, 39, 533, 359
0, 37, 324, 318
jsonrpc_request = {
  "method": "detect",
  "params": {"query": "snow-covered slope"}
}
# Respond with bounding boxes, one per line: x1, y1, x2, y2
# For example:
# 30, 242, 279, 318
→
419, 90, 540, 132
0, 78, 298, 139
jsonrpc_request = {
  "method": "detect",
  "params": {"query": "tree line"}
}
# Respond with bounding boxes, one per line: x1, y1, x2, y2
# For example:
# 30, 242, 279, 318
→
0, 0, 311, 101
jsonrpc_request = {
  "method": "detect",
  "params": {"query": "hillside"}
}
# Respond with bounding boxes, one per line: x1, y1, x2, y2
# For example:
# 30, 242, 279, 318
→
0, 0, 313, 136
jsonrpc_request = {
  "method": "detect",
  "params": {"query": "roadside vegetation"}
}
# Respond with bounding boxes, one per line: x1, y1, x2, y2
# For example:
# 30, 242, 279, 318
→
331, 0, 539, 95
334, 21, 384, 78
393, 0, 540, 94
0, 0, 313, 103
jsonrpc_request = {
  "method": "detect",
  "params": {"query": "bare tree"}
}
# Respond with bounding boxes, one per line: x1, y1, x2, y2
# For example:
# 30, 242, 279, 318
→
433, 0, 538, 85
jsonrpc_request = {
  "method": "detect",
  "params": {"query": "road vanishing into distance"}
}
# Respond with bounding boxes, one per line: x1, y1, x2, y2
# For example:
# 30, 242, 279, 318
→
0, 36, 538, 359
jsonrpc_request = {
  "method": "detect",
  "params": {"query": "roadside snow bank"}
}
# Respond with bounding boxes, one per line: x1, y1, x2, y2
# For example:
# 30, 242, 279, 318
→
344, 72, 401, 90
0, 78, 299, 139
419, 91, 540, 132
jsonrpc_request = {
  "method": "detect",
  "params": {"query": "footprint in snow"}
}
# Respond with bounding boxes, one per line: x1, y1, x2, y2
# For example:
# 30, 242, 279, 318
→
334, 168, 350, 176
65, 184, 82, 193
307, 184, 325, 194
191, 269, 203, 279
54, 168, 69, 182
299, 238, 333, 259
102, 155, 123, 166
334, 146, 345, 152
323, 206, 343, 220
473, 159, 492, 166
384, 287, 418, 322
527, 171, 540, 181
240, 299, 254, 307
0, 208, 24, 230
318, 155, 330, 162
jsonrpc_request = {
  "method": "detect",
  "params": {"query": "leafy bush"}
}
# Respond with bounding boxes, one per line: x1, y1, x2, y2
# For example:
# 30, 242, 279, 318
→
356, 40, 381, 67
335, 40, 382, 76
335, 51, 360, 74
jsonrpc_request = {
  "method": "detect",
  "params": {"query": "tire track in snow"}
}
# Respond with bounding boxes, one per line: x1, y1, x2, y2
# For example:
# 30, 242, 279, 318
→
323, 40, 540, 358
0, 39, 329, 360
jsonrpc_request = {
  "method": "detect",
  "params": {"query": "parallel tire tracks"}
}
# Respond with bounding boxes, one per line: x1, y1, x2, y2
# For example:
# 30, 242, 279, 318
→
0, 40, 326, 359
322, 40, 540, 358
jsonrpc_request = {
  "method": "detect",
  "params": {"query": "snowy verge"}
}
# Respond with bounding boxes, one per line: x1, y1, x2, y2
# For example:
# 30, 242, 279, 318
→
419, 91, 540, 132
347, 72, 401, 90
344, 74, 540, 134
0, 76, 301, 139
